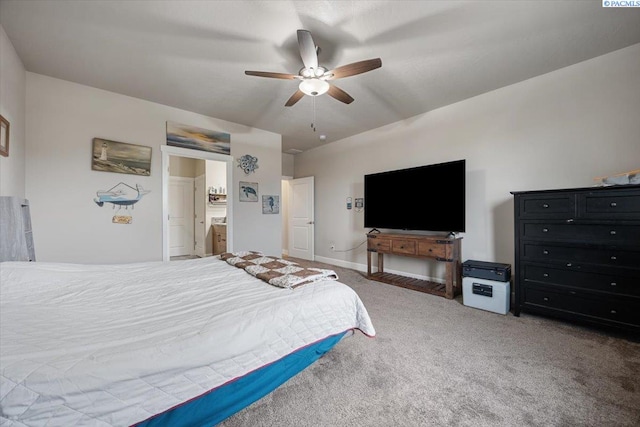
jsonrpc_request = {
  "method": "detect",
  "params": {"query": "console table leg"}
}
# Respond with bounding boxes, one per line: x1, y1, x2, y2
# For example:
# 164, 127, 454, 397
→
445, 262, 454, 299
378, 253, 384, 274
449, 239, 462, 298
367, 251, 372, 277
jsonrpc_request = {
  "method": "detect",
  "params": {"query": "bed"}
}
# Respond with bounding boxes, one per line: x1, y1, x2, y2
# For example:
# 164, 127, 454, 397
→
0, 253, 375, 426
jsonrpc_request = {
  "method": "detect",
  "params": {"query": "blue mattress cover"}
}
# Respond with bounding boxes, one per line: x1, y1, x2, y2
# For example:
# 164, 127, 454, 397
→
133, 331, 348, 427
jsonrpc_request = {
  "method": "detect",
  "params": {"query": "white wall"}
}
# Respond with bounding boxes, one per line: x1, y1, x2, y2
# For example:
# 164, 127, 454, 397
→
169, 156, 197, 178
295, 43, 640, 280
282, 153, 294, 177
206, 160, 227, 195
26, 73, 282, 263
233, 140, 283, 254
0, 25, 26, 198
281, 153, 294, 255
281, 179, 291, 255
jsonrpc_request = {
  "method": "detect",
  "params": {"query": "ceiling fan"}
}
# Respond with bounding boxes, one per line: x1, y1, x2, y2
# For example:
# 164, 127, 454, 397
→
245, 30, 382, 107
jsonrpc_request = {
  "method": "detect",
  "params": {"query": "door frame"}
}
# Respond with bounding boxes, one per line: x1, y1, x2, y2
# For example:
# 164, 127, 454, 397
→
193, 174, 206, 258
161, 145, 233, 261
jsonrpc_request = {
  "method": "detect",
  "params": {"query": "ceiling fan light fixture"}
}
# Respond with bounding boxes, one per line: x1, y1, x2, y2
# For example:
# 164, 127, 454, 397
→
299, 79, 330, 96
245, 30, 381, 107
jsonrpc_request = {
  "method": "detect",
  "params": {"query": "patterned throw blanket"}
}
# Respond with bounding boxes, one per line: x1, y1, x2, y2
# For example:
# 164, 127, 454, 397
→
219, 251, 339, 289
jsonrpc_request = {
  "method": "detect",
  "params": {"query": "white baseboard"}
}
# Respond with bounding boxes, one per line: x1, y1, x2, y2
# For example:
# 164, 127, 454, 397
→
314, 255, 445, 284
314, 255, 367, 273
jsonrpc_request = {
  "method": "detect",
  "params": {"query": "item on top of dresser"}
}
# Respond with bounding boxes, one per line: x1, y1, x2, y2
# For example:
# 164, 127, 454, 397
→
594, 168, 640, 186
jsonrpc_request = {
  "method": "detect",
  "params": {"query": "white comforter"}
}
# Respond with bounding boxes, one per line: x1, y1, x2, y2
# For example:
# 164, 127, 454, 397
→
0, 257, 375, 426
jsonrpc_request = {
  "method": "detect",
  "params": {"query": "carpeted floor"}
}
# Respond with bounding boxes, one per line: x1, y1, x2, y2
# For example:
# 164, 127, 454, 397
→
220, 258, 640, 427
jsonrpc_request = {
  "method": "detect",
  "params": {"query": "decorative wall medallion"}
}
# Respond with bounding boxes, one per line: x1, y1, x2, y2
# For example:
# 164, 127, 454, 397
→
237, 154, 259, 175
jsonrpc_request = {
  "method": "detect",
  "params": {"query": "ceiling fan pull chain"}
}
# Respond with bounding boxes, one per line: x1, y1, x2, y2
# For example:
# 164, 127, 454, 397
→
311, 96, 317, 132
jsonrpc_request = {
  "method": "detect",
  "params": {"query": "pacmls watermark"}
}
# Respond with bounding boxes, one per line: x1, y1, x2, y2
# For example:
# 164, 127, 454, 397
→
603, 0, 640, 6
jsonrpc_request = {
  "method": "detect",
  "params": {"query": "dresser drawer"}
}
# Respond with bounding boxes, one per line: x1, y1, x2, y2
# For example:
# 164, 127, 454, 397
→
522, 222, 640, 244
522, 285, 640, 326
417, 241, 447, 259
518, 194, 575, 218
579, 189, 640, 219
368, 238, 391, 253
392, 239, 416, 255
522, 263, 640, 297
522, 242, 640, 269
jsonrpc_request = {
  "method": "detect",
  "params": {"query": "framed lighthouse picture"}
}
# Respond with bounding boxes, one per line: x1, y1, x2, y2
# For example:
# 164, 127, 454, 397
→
91, 138, 152, 176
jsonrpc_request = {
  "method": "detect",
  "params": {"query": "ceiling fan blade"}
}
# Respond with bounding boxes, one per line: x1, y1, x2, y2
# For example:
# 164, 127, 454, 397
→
245, 70, 298, 79
285, 90, 305, 107
327, 58, 382, 80
297, 30, 318, 70
327, 84, 354, 104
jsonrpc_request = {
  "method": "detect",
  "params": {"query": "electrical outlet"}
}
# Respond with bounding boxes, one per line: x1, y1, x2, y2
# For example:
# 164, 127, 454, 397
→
330, 242, 335, 251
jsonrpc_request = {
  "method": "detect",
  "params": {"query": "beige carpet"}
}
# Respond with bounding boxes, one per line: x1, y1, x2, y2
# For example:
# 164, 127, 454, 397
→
220, 258, 640, 427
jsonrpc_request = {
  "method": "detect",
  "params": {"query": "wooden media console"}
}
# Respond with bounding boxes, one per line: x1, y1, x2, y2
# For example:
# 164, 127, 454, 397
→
366, 232, 463, 299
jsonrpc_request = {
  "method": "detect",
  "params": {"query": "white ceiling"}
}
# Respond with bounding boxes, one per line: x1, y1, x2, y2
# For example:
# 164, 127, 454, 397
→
2, 1, 639, 153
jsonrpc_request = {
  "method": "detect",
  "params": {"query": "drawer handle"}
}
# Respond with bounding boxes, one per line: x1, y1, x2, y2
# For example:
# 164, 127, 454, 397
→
400, 246, 404, 249
610, 230, 617, 235
610, 256, 617, 260
543, 297, 549, 301
543, 250, 549, 255
566, 263, 572, 267
611, 282, 617, 287
566, 218, 574, 223
610, 202, 617, 207
543, 273, 549, 277
610, 310, 617, 315
542, 228, 549, 233
542, 203, 549, 208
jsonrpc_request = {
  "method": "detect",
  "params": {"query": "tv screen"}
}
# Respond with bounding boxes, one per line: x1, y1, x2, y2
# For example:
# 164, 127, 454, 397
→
364, 159, 465, 232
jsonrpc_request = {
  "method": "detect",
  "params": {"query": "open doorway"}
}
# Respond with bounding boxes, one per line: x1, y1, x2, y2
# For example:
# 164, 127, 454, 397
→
161, 146, 233, 261
168, 156, 228, 260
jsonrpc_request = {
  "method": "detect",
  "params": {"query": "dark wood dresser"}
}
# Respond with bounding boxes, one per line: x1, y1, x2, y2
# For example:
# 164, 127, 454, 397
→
511, 185, 640, 334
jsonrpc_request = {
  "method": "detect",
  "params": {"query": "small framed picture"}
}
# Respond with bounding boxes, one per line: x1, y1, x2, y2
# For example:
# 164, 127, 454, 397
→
239, 181, 258, 202
262, 195, 280, 214
0, 115, 9, 157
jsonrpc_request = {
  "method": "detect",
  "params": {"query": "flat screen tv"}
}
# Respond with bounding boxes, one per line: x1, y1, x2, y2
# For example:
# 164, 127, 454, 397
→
364, 159, 465, 233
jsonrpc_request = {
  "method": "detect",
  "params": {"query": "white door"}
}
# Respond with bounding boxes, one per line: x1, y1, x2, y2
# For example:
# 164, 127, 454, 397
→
194, 175, 206, 257
288, 176, 314, 260
169, 177, 194, 257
